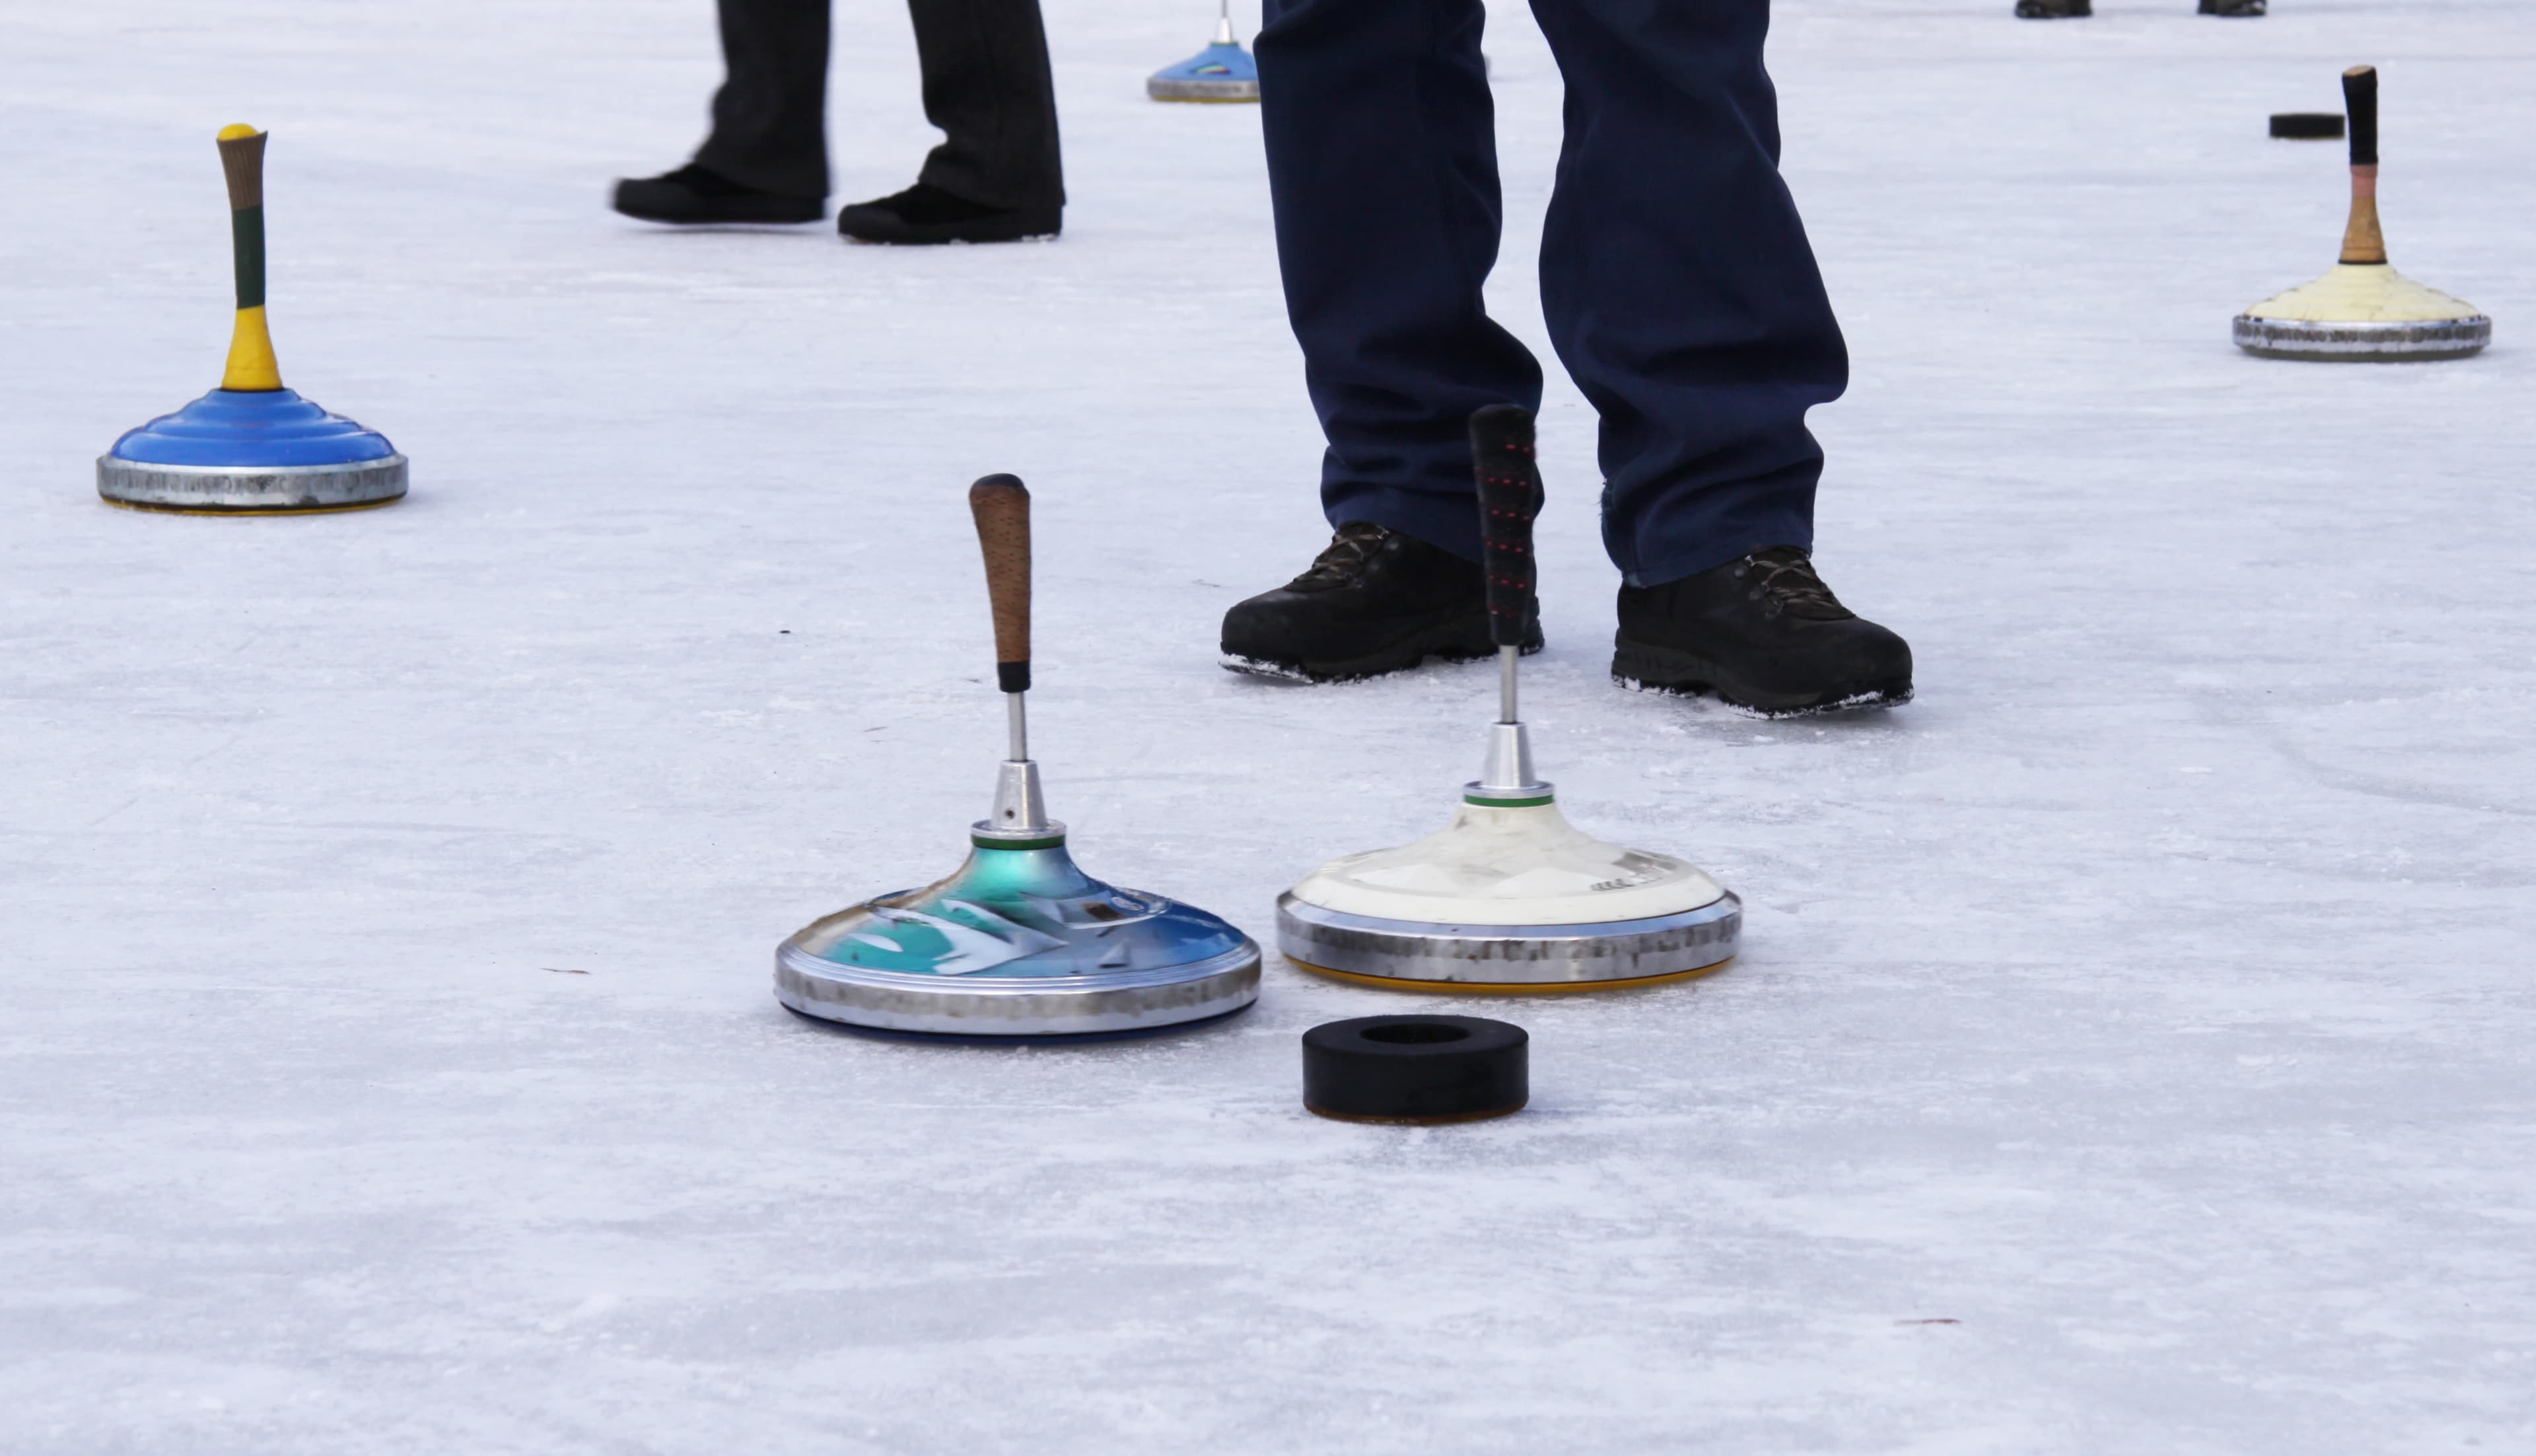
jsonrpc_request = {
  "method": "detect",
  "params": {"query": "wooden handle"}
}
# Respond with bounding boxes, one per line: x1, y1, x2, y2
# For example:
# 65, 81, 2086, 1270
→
969, 474, 1032, 692
1467, 405, 1543, 649
217, 124, 266, 211
2338, 67, 2386, 264
217, 125, 267, 312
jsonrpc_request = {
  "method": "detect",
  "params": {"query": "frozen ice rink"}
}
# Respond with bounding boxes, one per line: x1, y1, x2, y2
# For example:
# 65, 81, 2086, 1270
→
5, 0, 2531, 1450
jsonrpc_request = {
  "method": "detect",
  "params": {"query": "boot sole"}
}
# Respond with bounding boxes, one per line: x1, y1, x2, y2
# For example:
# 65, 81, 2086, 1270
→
1611, 637, 1912, 718
1222, 619, 1541, 684
612, 194, 824, 226
840, 216, 1063, 246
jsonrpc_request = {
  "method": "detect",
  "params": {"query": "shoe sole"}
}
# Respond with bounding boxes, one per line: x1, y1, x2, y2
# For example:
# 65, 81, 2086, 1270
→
839, 218, 1062, 246
612, 199, 824, 226
1611, 637, 1912, 718
1222, 619, 1541, 685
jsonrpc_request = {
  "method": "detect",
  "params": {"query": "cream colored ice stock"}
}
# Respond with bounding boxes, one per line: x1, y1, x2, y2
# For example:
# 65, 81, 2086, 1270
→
1290, 800, 1726, 927
2232, 63, 2488, 361
2242, 262, 2482, 326
1275, 401, 1742, 992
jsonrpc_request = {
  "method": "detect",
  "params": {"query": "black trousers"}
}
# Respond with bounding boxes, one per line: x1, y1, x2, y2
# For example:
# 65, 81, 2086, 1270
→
695, 0, 1065, 209
1258, 0, 1845, 584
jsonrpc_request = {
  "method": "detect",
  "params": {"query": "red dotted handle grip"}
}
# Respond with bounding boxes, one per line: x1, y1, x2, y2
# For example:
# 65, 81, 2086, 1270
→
1468, 405, 1543, 649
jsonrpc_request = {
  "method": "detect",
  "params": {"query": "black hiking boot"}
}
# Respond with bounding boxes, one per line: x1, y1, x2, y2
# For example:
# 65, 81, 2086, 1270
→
612, 163, 823, 225
836, 182, 1061, 245
1220, 522, 1541, 682
1612, 547, 1912, 716
2014, 0, 2091, 16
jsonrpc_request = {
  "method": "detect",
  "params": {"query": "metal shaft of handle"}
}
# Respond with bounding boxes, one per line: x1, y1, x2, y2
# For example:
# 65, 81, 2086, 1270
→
1006, 691, 1029, 762
1498, 645, 1520, 724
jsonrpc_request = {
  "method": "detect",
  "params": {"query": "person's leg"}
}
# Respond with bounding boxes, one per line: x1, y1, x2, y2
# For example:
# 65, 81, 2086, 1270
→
1259, 0, 1542, 562
695, 0, 833, 200
907, 0, 1065, 211
1528, 0, 1847, 587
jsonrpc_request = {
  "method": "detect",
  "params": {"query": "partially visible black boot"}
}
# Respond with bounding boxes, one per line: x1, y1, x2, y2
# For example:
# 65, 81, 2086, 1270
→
1220, 522, 1541, 682
835, 182, 1061, 245
612, 163, 823, 225
2014, 0, 2092, 16
2198, 0, 2266, 15
1613, 547, 1912, 716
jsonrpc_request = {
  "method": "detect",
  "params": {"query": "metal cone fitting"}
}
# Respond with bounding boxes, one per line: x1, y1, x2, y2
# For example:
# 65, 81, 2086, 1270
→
777, 770, 1260, 1038
99, 388, 407, 512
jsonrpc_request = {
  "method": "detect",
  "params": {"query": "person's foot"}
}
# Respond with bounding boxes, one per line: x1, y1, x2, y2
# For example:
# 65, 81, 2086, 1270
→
611, 163, 823, 225
2197, 0, 2265, 15
835, 183, 1061, 245
1220, 522, 1541, 682
1612, 547, 1911, 716
2014, 0, 2091, 16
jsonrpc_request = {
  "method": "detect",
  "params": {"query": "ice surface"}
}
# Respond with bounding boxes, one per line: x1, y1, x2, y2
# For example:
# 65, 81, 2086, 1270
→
3, 0, 2532, 1451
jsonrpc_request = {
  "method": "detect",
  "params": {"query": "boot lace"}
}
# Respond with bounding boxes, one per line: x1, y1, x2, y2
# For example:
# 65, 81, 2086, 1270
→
1735, 547, 1850, 620
1290, 521, 1394, 589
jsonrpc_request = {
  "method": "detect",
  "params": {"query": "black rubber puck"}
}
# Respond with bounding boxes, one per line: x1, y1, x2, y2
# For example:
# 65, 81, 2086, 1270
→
1302, 1016, 1528, 1125
2270, 112, 2345, 140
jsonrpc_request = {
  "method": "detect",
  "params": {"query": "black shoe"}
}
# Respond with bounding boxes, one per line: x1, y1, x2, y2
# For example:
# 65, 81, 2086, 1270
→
835, 182, 1061, 245
2198, 0, 2264, 14
1612, 547, 1912, 716
1220, 522, 1541, 682
2015, 0, 2090, 15
611, 163, 823, 225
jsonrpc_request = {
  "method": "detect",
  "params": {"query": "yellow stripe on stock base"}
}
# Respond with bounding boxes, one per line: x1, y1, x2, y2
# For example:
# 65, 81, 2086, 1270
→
1286, 955, 1733, 994
102, 495, 404, 518
221, 305, 283, 392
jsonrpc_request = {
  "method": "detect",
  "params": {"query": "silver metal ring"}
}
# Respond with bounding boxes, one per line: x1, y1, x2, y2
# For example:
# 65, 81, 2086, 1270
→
1276, 891, 1740, 987
775, 936, 1261, 1037
1147, 78, 1260, 102
2232, 314, 2490, 361
97, 454, 409, 512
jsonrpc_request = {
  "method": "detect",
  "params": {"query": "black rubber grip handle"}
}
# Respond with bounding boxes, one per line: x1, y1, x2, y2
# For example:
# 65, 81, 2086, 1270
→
2343, 65, 2378, 168
968, 474, 1031, 693
1468, 405, 1543, 648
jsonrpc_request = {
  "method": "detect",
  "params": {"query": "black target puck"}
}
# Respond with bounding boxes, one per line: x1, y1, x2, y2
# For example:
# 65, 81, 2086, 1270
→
1302, 1016, 1528, 1124
2270, 112, 2345, 140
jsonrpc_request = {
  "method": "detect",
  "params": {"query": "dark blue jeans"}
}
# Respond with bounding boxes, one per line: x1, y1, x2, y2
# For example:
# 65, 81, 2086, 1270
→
1257, 0, 1846, 586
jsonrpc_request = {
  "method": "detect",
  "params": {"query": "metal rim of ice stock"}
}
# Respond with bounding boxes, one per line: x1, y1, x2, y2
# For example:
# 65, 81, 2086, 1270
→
2230, 314, 2490, 361
1275, 891, 1741, 989
775, 935, 1261, 1036
1146, 77, 1259, 102
96, 454, 409, 511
